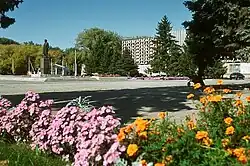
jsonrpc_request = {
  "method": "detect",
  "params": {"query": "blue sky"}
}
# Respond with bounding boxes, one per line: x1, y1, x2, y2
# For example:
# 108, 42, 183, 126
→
0, 0, 191, 49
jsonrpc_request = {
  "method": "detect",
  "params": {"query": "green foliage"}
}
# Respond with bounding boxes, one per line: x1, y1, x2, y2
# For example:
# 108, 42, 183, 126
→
0, 37, 19, 45
150, 15, 182, 75
0, 0, 23, 28
0, 141, 69, 166
204, 61, 227, 79
183, 0, 250, 81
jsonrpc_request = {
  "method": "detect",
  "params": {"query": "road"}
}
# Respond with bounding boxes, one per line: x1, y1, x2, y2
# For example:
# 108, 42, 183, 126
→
0, 79, 249, 123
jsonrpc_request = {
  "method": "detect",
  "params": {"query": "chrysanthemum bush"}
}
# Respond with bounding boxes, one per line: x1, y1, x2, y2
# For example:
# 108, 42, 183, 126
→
0, 91, 124, 165
115, 80, 250, 166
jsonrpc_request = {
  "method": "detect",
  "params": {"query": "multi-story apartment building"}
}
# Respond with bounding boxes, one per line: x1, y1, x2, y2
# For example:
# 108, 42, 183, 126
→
122, 37, 155, 65
122, 29, 187, 66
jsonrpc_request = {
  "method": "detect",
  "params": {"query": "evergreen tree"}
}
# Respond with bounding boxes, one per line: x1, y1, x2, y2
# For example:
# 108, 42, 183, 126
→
150, 15, 181, 75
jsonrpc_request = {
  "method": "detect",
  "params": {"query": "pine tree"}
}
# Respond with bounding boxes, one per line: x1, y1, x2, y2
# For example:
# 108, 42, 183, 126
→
150, 15, 180, 75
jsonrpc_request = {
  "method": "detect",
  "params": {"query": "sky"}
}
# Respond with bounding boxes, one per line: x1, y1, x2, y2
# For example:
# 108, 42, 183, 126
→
0, 0, 192, 49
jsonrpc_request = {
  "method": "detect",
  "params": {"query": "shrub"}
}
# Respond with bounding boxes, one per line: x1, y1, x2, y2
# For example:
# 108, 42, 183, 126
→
116, 81, 250, 165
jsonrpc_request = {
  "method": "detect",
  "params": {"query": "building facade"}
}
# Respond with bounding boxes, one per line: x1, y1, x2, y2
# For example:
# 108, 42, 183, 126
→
122, 29, 187, 74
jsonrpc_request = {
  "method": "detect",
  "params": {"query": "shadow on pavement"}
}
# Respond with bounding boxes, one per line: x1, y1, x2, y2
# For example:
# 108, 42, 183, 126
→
3, 86, 195, 123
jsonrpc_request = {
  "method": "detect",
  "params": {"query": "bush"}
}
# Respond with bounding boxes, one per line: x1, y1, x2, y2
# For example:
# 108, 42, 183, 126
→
116, 81, 250, 165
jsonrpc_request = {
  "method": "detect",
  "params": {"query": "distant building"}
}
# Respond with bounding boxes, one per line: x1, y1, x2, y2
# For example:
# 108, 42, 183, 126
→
122, 29, 187, 74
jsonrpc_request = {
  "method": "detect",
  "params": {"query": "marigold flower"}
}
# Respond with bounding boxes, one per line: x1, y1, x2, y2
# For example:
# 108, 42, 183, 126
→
117, 131, 126, 142
227, 148, 233, 155
124, 124, 134, 133
238, 155, 248, 164
187, 93, 194, 99
223, 89, 232, 93
154, 163, 165, 166
202, 137, 213, 147
207, 95, 222, 102
141, 160, 147, 166
236, 92, 243, 98
187, 120, 196, 130
246, 96, 250, 102
217, 80, 223, 85
200, 96, 206, 105
233, 148, 245, 158
193, 83, 201, 89
224, 117, 233, 125
138, 131, 147, 139
203, 87, 215, 94
235, 99, 243, 107
221, 138, 230, 147
127, 144, 138, 156
166, 155, 173, 162
177, 127, 184, 133
134, 118, 148, 132
158, 112, 166, 119
225, 126, 235, 135
195, 131, 208, 140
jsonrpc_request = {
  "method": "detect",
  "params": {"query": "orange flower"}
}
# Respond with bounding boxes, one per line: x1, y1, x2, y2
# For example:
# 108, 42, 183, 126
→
238, 155, 248, 164
217, 80, 223, 85
246, 96, 250, 102
158, 112, 166, 119
223, 89, 232, 93
227, 148, 233, 155
124, 124, 134, 133
235, 100, 243, 107
127, 144, 138, 156
225, 126, 235, 135
224, 117, 233, 125
203, 87, 215, 94
236, 92, 243, 98
187, 120, 196, 130
154, 163, 165, 166
138, 131, 147, 139
117, 131, 126, 142
193, 83, 201, 89
207, 95, 222, 102
141, 160, 147, 166
200, 96, 206, 104
187, 94, 194, 99
177, 127, 184, 134
221, 138, 230, 147
202, 137, 213, 147
195, 131, 208, 140
233, 148, 245, 158
134, 118, 148, 133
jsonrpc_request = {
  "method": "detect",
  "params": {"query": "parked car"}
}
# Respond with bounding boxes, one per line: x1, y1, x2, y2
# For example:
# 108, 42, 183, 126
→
230, 72, 245, 80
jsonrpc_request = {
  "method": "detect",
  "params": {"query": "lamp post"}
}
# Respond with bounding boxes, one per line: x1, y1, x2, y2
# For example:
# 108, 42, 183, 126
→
74, 49, 77, 77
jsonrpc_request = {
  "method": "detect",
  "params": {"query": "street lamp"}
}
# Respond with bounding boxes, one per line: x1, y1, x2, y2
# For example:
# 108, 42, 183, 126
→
74, 49, 77, 77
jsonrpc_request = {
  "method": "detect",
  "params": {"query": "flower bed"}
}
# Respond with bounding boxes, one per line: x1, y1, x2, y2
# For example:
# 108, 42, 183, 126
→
1, 80, 250, 165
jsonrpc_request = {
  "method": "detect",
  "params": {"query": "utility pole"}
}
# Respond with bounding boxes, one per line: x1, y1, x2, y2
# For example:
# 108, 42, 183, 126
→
74, 49, 77, 77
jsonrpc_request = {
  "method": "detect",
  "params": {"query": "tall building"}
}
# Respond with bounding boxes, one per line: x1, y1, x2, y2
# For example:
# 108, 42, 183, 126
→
122, 29, 187, 66
122, 37, 155, 65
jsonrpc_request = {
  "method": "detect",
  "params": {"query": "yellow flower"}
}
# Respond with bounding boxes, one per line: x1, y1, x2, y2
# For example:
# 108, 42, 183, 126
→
217, 80, 223, 85
227, 148, 233, 155
225, 126, 235, 135
187, 93, 194, 99
187, 120, 196, 130
207, 95, 222, 102
202, 137, 213, 147
238, 155, 248, 164
127, 144, 138, 156
138, 131, 147, 139
158, 112, 166, 119
199, 96, 206, 104
195, 131, 208, 140
165, 155, 173, 162
154, 163, 165, 166
235, 99, 243, 107
221, 138, 230, 147
134, 118, 148, 133
141, 160, 147, 166
233, 148, 245, 158
242, 135, 250, 141
236, 92, 243, 98
246, 96, 250, 102
224, 117, 233, 125
223, 89, 232, 93
203, 87, 215, 94
193, 83, 201, 89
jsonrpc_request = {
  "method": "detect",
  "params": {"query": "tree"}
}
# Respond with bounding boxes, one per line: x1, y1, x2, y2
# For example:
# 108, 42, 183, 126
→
115, 47, 138, 76
0, 0, 23, 28
204, 61, 227, 79
150, 15, 181, 75
183, 0, 250, 84
76, 28, 123, 74
0, 37, 19, 45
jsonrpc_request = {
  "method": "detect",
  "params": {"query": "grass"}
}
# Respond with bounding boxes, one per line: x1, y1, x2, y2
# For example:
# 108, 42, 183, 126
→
0, 140, 69, 166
